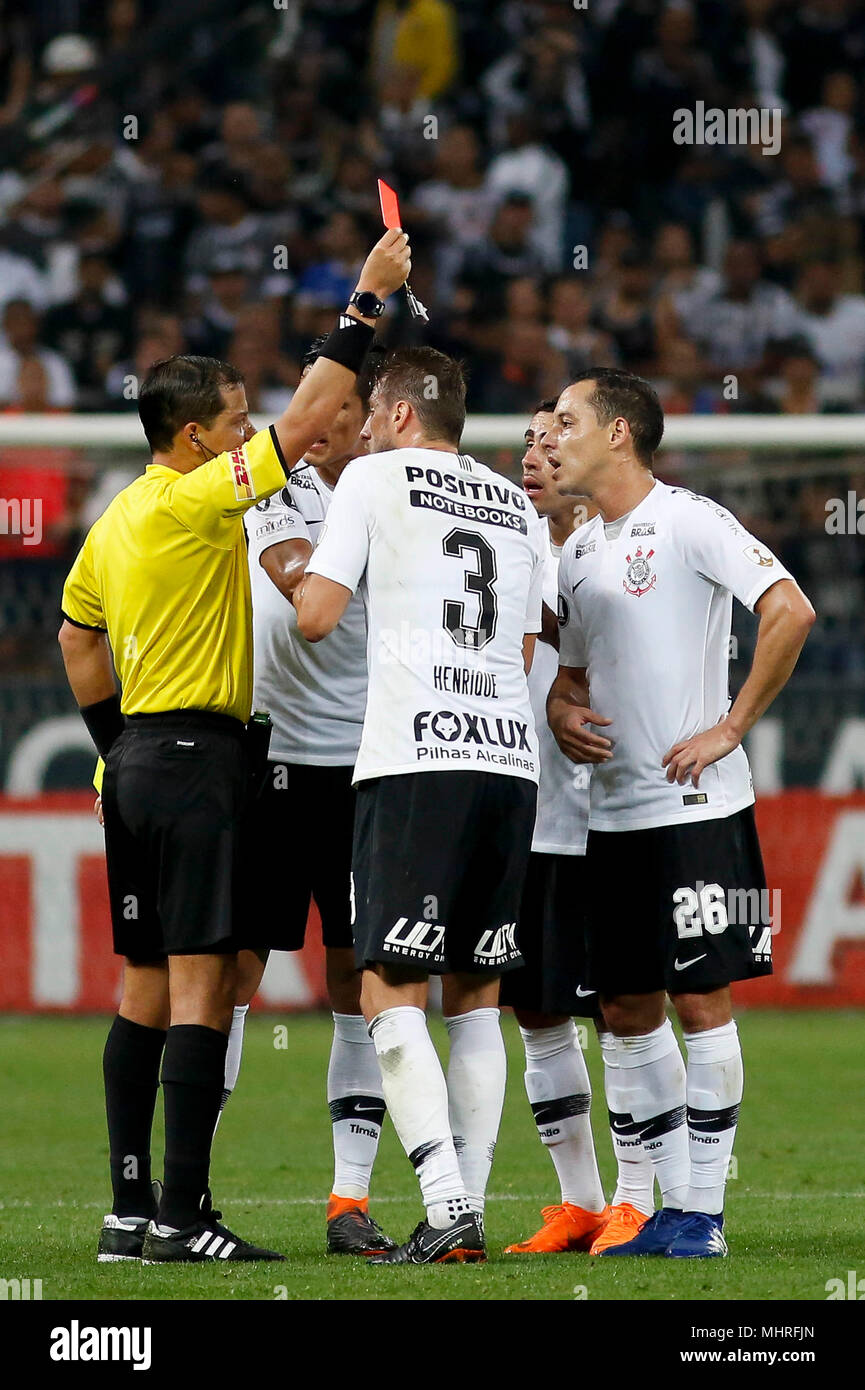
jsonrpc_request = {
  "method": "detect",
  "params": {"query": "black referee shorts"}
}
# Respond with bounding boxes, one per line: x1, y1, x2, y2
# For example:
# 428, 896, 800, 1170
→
101, 712, 248, 959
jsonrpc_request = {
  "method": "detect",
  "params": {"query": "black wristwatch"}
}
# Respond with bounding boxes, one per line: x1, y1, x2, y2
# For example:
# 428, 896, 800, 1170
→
348, 290, 386, 319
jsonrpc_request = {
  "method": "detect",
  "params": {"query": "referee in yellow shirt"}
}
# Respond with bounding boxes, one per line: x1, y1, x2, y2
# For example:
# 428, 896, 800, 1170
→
58, 228, 410, 1265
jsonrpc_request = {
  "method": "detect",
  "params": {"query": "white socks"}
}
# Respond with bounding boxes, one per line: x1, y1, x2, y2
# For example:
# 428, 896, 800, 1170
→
598, 1029, 654, 1215
521, 1022, 605, 1213
612, 1020, 689, 1210
214, 1004, 249, 1133
369, 1006, 470, 1228
683, 1020, 743, 1217
444, 1009, 507, 1214
327, 1012, 385, 1201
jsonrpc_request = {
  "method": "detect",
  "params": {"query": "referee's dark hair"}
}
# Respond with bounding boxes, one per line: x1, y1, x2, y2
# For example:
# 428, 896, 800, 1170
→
138, 355, 245, 453
569, 367, 664, 466
302, 337, 385, 410
533, 397, 559, 416
374, 346, 467, 445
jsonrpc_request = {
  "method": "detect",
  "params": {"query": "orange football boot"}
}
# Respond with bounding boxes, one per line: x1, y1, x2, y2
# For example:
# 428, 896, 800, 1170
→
588, 1201, 650, 1255
504, 1202, 610, 1254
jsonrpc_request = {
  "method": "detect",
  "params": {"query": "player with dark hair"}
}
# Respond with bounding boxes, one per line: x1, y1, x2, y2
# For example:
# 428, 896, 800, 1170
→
295, 346, 546, 1264
219, 337, 398, 1256
501, 401, 654, 1257
59, 229, 410, 1265
546, 368, 815, 1258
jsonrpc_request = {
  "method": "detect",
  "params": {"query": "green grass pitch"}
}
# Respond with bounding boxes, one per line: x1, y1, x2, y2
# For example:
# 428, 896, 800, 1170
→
0, 1010, 859, 1301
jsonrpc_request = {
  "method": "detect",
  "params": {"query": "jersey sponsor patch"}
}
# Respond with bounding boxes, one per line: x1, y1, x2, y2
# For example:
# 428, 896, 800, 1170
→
573, 541, 597, 559
409, 488, 527, 533
630, 522, 655, 537
252, 516, 298, 542
230, 448, 254, 501
287, 469, 317, 491
414, 708, 531, 750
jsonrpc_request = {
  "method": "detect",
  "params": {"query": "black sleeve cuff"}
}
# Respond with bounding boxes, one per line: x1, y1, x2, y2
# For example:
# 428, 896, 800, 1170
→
80, 693, 124, 758
269, 424, 290, 480
61, 609, 107, 633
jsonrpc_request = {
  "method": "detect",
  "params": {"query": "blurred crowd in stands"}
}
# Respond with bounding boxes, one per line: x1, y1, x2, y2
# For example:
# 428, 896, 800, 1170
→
0, 0, 864, 683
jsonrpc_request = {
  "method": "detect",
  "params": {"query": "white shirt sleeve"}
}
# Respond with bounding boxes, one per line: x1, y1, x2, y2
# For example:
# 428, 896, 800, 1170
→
525, 544, 544, 634
245, 483, 313, 566
304, 460, 371, 594
557, 547, 587, 666
675, 491, 793, 612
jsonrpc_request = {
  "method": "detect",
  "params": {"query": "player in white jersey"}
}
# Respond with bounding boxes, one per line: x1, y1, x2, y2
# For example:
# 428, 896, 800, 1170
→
227, 338, 397, 1256
296, 348, 545, 1264
501, 402, 654, 1258
546, 368, 815, 1258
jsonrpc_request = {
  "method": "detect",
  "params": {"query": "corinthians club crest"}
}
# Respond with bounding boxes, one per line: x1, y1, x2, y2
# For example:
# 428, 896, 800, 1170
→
623, 546, 656, 596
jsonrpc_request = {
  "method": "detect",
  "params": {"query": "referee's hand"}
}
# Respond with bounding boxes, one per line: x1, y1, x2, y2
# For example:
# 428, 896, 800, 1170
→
552, 707, 613, 764
356, 229, 412, 299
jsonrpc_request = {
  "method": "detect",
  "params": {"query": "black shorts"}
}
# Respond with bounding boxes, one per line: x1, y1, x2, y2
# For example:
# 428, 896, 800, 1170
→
101, 712, 248, 959
584, 805, 773, 996
239, 761, 356, 951
499, 853, 600, 1018
351, 770, 537, 977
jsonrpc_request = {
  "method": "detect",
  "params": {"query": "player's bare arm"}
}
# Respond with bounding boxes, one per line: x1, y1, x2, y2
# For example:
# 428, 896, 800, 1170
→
270, 229, 410, 465
523, 632, 537, 673
546, 665, 613, 764
58, 625, 116, 707
296, 574, 352, 641
260, 536, 315, 605
663, 577, 815, 787
539, 600, 559, 650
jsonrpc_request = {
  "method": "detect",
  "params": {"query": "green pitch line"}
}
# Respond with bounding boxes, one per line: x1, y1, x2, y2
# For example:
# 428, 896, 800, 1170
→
0, 1011, 859, 1302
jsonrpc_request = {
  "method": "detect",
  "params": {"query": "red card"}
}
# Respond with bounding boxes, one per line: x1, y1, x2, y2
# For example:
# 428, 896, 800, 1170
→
378, 178, 402, 229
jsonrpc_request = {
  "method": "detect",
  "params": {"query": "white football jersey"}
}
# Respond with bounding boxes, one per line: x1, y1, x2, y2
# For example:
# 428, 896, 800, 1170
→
306, 447, 545, 785
557, 479, 793, 832
245, 465, 367, 765
529, 522, 590, 855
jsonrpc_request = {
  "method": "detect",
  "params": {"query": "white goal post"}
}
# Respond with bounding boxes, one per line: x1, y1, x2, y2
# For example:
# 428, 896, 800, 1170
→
1, 413, 865, 451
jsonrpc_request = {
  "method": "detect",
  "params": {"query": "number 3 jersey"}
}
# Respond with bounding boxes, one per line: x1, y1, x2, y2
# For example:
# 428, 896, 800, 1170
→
306, 447, 545, 785
557, 479, 793, 833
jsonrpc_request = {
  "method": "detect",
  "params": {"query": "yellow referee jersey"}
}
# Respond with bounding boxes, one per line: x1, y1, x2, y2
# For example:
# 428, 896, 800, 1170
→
62, 427, 288, 722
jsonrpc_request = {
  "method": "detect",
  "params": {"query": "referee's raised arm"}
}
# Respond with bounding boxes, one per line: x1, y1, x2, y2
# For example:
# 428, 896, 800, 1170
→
53, 228, 410, 1268
271, 228, 410, 466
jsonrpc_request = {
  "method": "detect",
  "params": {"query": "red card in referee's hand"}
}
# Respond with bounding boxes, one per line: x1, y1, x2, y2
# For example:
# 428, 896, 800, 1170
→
378, 179, 402, 230
377, 178, 428, 321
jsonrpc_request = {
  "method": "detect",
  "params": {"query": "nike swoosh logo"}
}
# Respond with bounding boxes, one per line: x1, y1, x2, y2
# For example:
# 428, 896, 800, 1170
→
353, 1105, 382, 1115
674, 954, 707, 971
575, 986, 596, 997
572, 577, 587, 593
426, 1225, 472, 1256
610, 1120, 634, 1133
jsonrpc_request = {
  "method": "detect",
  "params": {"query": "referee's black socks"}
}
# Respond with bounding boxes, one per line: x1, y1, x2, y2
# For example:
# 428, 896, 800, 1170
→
159, 1024, 229, 1230
103, 1014, 167, 1219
